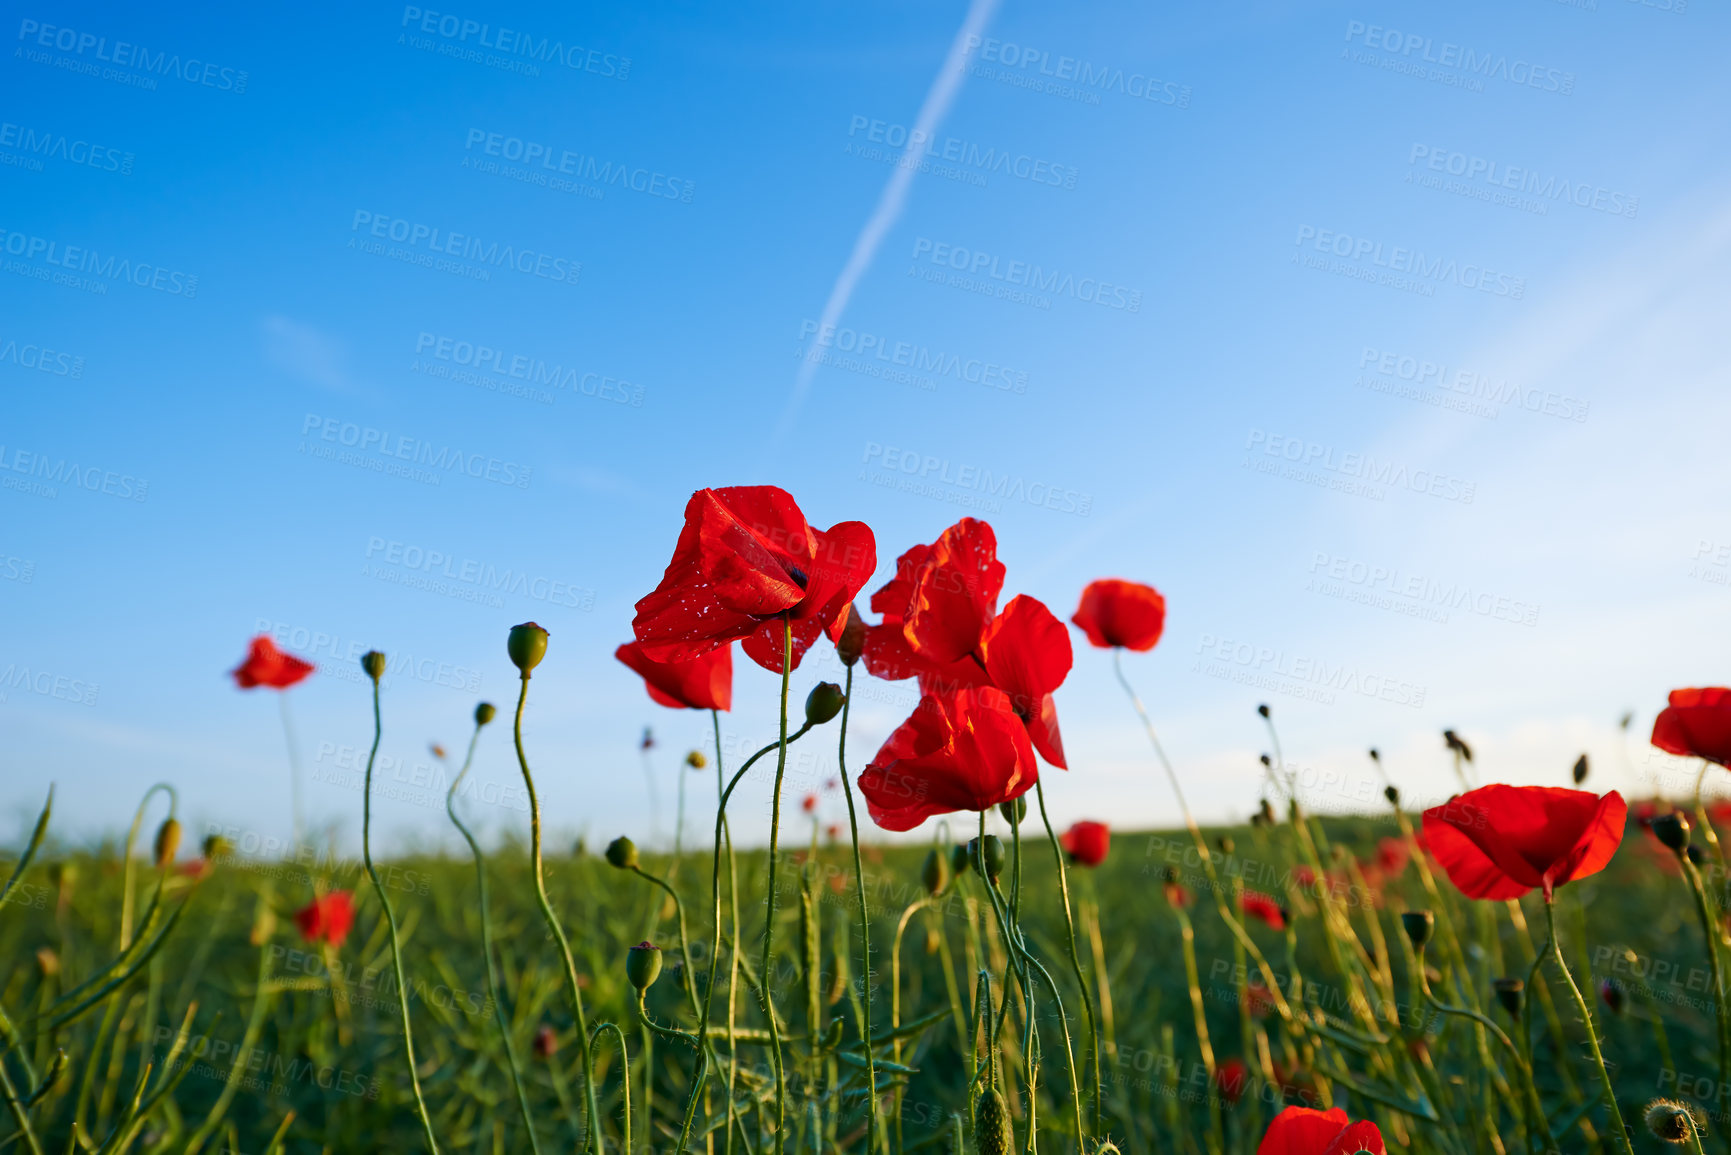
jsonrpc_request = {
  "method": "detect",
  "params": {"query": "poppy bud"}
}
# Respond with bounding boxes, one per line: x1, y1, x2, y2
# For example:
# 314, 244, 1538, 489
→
1493, 977, 1524, 1018
627, 941, 662, 992
974, 1087, 1013, 1155
805, 682, 846, 725
999, 797, 1026, 826
949, 844, 971, 878
1401, 911, 1434, 951
1384, 785, 1400, 806
1599, 978, 1625, 1015
1443, 730, 1473, 762
475, 702, 497, 726
361, 650, 387, 682
1645, 1099, 1702, 1143
36, 947, 59, 977
1259, 754, 1272, 767
250, 905, 277, 947
1257, 704, 1270, 718
1651, 812, 1690, 854
152, 818, 181, 868
533, 1024, 557, 1058
1259, 799, 1275, 825
605, 836, 638, 870
921, 848, 949, 896
969, 835, 1005, 883
1572, 754, 1589, 785
508, 623, 549, 675
1217, 837, 1234, 855
836, 604, 867, 667
202, 834, 232, 860
685, 750, 707, 769
1688, 844, 1707, 867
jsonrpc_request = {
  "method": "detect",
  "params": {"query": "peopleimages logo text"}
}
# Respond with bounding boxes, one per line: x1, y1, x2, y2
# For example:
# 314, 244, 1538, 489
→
399, 7, 630, 79
1343, 21, 1574, 94
846, 117, 1078, 189
910, 237, 1141, 312
349, 212, 580, 285
1294, 226, 1524, 299
16, 19, 249, 92
0, 228, 198, 297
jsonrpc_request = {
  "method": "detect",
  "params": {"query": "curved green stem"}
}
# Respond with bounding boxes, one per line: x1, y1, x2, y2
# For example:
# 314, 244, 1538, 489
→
758, 618, 794, 1155
713, 708, 741, 1155
589, 1023, 633, 1155
447, 719, 543, 1155
835, 663, 881, 1154
512, 673, 601, 1153
361, 674, 440, 1153
1543, 898, 1633, 1155
120, 783, 177, 951
1033, 779, 1101, 1133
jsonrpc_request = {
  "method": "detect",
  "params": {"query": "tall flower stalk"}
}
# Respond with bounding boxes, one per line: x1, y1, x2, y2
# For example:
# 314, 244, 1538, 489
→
445, 701, 543, 1155
505, 624, 602, 1152
357, 651, 440, 1154
758, 618, 795, 1155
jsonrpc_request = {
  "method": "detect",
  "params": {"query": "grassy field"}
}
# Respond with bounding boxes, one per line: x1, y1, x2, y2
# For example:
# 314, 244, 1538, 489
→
0, 789, 1717, 1154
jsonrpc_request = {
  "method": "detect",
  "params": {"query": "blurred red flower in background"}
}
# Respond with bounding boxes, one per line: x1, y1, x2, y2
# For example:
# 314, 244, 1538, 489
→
1071, 579, 1167, 651
863, 519, 1072, 766
632, 486, 875, 673
1422, 785, 1625, 901
1256, 1106, 1384, 1155
231, 636, 314, 689
857, 686, 1038, 831
1653, 687, 1731, 766
295, 891, 356, 948
1060, 821, 1110, 867
1241, 891, 1286, 930
615, 640, 733, 711
1214, 1058, 1249, 1104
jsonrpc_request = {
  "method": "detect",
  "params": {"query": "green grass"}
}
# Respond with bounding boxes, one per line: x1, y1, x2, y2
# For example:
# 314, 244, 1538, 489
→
0, 806, 1717, 1154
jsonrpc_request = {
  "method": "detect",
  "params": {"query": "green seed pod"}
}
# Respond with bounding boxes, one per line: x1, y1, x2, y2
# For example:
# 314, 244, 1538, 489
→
998, 797, 1026, 826
1384, 785, 1400, 806
921, 848, 950, 896
202, 834, 232, 860
361, 650, 387, 681
805, 682, 847, 725
152, 818, 181, 868
974, 1088, 1014, 1155
685, 749, 707, 769
968, 835, 1005, 884
1688, 843, 1707, 867
475, 702, 497, 726
1401, 910, 1435, 951
950, 843, 971, 878
507, 623, 549, 675
605, 836, 638, 870
1651, 812, 1690, 854
627, 941, 662, 992
1644, 1098, 1702, 1143
836, 604, 867, 667
1572, 753, 1589, 785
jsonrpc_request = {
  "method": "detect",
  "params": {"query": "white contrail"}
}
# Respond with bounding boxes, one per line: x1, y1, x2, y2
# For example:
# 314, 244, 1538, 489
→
770, 0, 1002, 445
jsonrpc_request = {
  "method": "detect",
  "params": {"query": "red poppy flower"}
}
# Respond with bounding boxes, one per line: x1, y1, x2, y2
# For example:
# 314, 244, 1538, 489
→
863, 520, 1071, 766
1060, 821, 1110, 867
231, 635, 314, 690
1257, 1106, 1384, 1155
295, 891, 356, 948
1373, 837, 1409, 878
615, 640, 733, 712
1422, 785, 1626, 901
1164, 880, 1193, 908
632, 486, 876, 673
1653, 688, 1731, 766
1244, 979, 1277, 1020
1071, 579, 1167, 652
1214, 1058, 1249, 1104
857, 686, 1039, 832
801, 794, 818, 813
1241, 891, 1286, 930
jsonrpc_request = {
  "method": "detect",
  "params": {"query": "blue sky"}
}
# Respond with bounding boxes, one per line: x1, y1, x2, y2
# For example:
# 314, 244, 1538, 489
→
4, 0, 1729, 855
